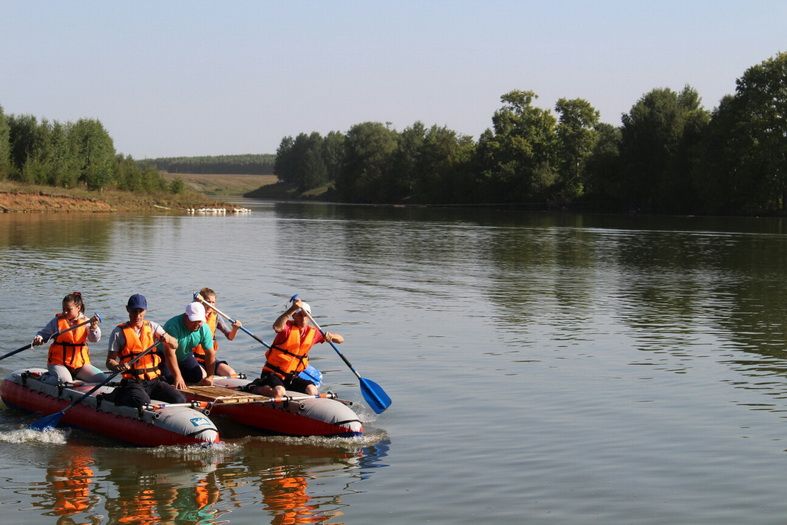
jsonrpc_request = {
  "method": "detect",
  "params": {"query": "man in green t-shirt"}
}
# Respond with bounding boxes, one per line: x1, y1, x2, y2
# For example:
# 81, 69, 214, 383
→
161, 302, 215, 389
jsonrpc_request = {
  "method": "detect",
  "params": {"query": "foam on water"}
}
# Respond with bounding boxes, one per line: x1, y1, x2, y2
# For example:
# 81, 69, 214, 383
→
0, 426, 68, 445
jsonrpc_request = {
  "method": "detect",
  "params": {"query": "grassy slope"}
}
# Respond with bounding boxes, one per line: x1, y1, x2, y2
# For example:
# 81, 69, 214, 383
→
164, 172, 332, 200
160, 172, 278, 196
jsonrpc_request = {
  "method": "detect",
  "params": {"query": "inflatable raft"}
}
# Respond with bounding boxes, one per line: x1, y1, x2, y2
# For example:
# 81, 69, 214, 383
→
0, 368, 220, 446
182, 376, 364, 438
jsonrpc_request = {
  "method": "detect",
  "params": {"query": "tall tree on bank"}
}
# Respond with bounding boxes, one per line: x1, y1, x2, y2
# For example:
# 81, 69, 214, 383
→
699, 52, 787, 214
322, 131, 346, 185
415, 125, 476, 204
336, 122, 398, 203
70, 119, 116, 190
476, 90, 557, 203
0, 105, 10, 179
273, 136, 296, 184
583, 123, 623, 208
389, 121, 426, 202
22, 120, 80, 187
619, 86, 709, 213
274, 133, 329, 192
554, 98, 600, 204
7, 114, 42, 176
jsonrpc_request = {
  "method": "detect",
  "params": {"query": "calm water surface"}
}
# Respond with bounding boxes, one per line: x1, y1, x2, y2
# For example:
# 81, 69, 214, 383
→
1, 202, 787, 524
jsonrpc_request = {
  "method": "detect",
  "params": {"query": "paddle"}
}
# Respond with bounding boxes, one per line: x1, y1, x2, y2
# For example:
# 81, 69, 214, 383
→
290, 294, 391, 414
29, 340, 158, 431
192, 292, 322, 385
0, 314, 101, 362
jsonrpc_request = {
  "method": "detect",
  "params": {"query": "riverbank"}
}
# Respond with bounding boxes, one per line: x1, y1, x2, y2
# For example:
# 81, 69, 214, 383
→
0, 181, 230, 213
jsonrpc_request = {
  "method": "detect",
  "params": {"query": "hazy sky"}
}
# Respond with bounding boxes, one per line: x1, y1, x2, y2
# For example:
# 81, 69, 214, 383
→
1, 1, 784, 159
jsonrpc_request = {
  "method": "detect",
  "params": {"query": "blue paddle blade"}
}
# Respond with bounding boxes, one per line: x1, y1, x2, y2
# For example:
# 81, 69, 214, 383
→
298, 365, 323, 388
360, 377, 391, 414
30, 411, 65, 431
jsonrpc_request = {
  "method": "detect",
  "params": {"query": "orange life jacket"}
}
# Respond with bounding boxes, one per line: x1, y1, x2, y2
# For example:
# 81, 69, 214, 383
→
118, 321, 161, 381
48, 314, 90, 369
263, 323, 316, 379
193, 310, 218, 365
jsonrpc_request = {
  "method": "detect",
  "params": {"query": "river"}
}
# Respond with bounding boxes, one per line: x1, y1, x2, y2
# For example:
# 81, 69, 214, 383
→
1, 201, 787, 524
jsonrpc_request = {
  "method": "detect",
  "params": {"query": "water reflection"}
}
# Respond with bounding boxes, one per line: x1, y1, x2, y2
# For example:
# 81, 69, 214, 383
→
14, 435, 389, 525
35, 445, 100, 524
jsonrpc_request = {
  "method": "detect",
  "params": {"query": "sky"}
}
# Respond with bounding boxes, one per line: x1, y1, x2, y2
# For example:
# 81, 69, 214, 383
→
1, 1, 784, 159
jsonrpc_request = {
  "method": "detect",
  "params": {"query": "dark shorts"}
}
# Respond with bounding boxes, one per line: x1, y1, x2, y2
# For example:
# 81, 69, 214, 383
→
161, 354, 206, 384
113, 378, 186, 408
250, 371, 315, 394
196, 358, 230, 371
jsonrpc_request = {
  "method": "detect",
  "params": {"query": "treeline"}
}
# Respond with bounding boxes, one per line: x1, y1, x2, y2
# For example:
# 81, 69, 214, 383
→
275, 52, 787, 215
0, 112, 183, 194
142, 154, 276, 175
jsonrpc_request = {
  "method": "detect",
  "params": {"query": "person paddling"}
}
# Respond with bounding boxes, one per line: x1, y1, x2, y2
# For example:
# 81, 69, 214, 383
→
33, 292, 106, 385
246, 298, 343, 397
161, 302, 215, 389
105, 294, 185, 408
193, 287, 242, 377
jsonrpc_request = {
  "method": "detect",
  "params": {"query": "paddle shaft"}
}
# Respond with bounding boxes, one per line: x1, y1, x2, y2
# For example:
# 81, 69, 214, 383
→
0, 315, 99, 362
300, 309, 362, 380
54, 342, 159, 416
194, 293, 271, 349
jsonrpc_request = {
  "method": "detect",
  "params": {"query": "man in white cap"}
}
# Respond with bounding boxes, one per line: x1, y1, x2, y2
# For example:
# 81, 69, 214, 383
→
247, 297, 344, 398
161, 301, 215, 389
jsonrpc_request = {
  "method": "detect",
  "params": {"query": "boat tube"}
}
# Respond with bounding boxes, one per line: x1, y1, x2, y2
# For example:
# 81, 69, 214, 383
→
1, 368, 220, 446
183, 375, 363, 438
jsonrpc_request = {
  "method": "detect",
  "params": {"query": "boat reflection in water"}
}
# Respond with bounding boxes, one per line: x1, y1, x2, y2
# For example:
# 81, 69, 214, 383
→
25, 432, 389, 524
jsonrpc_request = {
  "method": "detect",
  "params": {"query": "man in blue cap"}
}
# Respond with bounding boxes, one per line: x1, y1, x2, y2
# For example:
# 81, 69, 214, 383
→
105, 294, 185, 407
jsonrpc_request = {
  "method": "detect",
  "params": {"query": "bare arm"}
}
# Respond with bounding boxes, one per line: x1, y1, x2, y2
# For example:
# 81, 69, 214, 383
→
106, 328, 126, 371
273, 302, 300, 332
163, 334, 186, 390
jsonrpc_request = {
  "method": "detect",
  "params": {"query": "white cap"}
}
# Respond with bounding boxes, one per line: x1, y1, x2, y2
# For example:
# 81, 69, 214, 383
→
185, 302, 206, 322
295, 302, 311, 315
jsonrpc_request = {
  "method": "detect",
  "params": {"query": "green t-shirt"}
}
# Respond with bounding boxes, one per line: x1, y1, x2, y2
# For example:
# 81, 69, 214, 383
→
163, 314, 214, 362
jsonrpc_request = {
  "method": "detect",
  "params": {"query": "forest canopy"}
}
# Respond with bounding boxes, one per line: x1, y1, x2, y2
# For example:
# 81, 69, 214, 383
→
273, 52, 787, 215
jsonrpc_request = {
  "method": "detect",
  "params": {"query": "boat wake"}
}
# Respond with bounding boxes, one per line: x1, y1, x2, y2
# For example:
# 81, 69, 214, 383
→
0, 426, 68, 445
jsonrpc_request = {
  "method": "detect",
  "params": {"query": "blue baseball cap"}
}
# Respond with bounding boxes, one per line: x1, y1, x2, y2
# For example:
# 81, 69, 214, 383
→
127, 294, 148, 310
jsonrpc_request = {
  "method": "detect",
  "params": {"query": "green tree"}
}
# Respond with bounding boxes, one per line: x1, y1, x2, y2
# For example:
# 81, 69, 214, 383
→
322, 131, 346, 183
7, 114, 42, 176
476, 90, 558, 203
295, 132, 327, 192
619, 86, 709, 212
554, 98, 600, 204
274, 136, 296, 184
389, 121, 426, 202
699, 52, 787, 214
336, 122, 398, 203
70, 119, 116, 190
45, 121, 80, 187
116, 154, 144, 191
169, 176, 185, 194
583, 123, 623, 209
0, 105, 10, 179
415, 125, 475, 204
